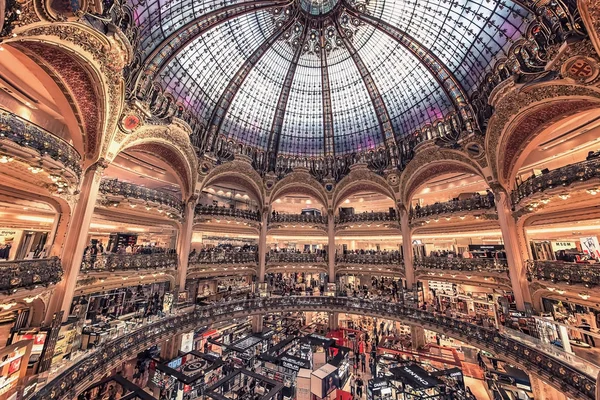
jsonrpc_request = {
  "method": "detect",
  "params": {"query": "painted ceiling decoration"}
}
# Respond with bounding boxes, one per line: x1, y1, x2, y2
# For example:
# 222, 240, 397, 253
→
122, 0, 584, 178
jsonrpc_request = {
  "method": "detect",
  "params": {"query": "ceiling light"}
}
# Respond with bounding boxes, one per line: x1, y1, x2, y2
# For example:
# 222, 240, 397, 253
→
16, 215, 54, 223
579, 292, 590, 300
0, 155, 13, 163
345, 199, 350, 204
558, 194, 570, 200
586, 189, 598, 195
28, 166, 43, 174
306, 199, 312, 205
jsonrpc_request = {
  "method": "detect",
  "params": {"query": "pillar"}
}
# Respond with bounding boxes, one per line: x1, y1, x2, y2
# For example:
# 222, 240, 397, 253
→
160, 334, 182, 360
495, 190, 532, 311
252, 315, 264, 333
400, 205, 415, 288
46, 161, 107, 323
328, 213, 335, 283
176, 197, 197, 291
530, 376, 568, 400
411, 326, 426, 350
328, 312, 339, 331
258, 209, 268, 283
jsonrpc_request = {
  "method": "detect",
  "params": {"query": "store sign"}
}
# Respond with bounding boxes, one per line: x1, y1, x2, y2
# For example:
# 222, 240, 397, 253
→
551, 241, 576, 251
280, 356, 307, 371
180, 332, 194, 353
580, 237, 600, 258
168, 357, 183, 369
403, 366, 430, 386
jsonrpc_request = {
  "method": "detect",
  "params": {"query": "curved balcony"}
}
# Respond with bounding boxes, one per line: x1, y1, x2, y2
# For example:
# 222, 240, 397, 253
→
0, 257, 63, 294
189, 252, 257, 265
336, 253, 402, 265
336, 211, 396, 224
511, 158, 600, 207
526, 260, 600, 287
415, 256, 509, 273
35, 297, 596, 400
411, 197, 494, 220
80, 252, 178, 273
269, 213, 327, 225
99, 179, 183, 215
267, 253, 325, 264
0, 108, 82, 176
195, 204, 261, 222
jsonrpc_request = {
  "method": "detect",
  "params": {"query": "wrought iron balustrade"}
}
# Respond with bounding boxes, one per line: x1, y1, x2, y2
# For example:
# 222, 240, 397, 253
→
267, 253, 324, 263
189, 252, 257, 264
526, 259, 600, 287
511, 158, 600, 206
195, 204, 260, 221
80, 252, 177, 272
99, 179, 183, 214
336, 211, 396, 224
336, 253, 402, 265
411, 197, 494, 220
0, 108, 82, 176
415, 256, 509, 273
269, 213, 327, 224
33, 296, 597, 400
0, 257, 63, 293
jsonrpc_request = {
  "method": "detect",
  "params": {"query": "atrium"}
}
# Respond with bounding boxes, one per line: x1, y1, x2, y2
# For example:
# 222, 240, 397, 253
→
0, 0, 600, 399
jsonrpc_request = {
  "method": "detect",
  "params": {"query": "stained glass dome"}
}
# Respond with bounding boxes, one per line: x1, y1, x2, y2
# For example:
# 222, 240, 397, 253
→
132, 0, 530, 156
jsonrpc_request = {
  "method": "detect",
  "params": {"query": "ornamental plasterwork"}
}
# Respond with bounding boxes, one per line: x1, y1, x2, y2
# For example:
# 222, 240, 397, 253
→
332, 167, 396, 207
200, 160, 267, 205
268, 171, 330, 208
485, 82, 600, 184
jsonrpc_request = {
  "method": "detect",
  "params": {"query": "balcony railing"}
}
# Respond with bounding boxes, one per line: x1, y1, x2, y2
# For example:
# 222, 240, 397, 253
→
269, 213, 327, 224
415, 257, 509, 273
511, 158, 600, 206
0, 108, 82, 176
336, 253, 402, 265
195, 204, 260, 221
189, 252, 257, 264
336, 211, 396, 224
99, 179, 183, 214
34, 297, 597, 400
526, 260, 600, 287
267, 253, 324, 263
80, 252, 178, 272
411, 197, 494, 220
0, 257, 63, 293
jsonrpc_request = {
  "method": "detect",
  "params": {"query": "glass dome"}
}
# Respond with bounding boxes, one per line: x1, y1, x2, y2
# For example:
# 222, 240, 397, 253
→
132, 0, 530, 157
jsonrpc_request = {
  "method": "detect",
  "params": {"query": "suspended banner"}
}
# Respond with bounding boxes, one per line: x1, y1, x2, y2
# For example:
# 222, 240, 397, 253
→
579, 236, 600, 259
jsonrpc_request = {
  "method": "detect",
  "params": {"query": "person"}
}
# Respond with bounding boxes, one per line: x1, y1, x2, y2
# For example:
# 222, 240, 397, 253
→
360, 352, 366, 373
579, 319, 596, 347
486, 189, 495, 206
356, 376, 363, 398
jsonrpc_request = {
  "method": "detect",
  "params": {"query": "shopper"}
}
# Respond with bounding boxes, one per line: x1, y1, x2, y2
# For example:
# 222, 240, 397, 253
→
356, 376, 363, 398
579, 319, 596, 347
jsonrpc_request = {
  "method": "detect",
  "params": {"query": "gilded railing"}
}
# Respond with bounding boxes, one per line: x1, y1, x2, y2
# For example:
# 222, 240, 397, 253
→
269, 213, 327, 224
189, 252, 257, 264
0, 108, 82, 176
267, 253, 324, 263
415, 256, 509, 273
99, 178, 183, 213
0, 257, 63, 293
32, 296, 596, 400
336, 211, 396, 224
195, 204, 260, 221
526, 259, 600, 287
411, 196, 494, 220
80, 252, 177, 272
336, 253, 402, 265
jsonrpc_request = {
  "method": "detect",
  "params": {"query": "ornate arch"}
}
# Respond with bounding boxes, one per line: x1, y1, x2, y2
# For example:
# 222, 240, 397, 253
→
200, 160, 266, 206
7, 22, 129, 162
485, 81, 600, 188
110, 122, 199, 200
332, 168, 396, 211
268, 171, 329, 209
400, 147, 485, 205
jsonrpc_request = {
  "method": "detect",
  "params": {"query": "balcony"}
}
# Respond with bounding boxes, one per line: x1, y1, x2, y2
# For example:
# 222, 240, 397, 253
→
0, 257, 63, 293
80, 252, 178, 273
99, 178, 183, 215
34, 297, 597, 400
511, 158, 600, 207
269, 213, 327, 225
336, 253, 402, 265
0, 108, 82, 176
336, 211, 396, 224
195, 204, 260, 221
415, 256, 509, 273
527, 260, 600, 287
267, 253, 325, 264
411, 196, 494, 220
189, 252, 257, 265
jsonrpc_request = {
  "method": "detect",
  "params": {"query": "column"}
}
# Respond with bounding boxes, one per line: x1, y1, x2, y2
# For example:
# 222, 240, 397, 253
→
411, 326, 426, 350
495, 190, 532, 311
176, 197, 197, 291
258, 208, 268, 283
328, 312, 339, 331
529, 376, 568, 400
328, 213, 335, 283
160, 334, 182, 360
46, 161, 106, 323
399, 205, 415, 288
252, 315, 264, 333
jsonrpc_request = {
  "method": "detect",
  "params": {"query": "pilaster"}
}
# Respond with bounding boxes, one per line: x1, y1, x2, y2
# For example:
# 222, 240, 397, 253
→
252, 315, 264, 333
258, 208, 269, 283
46, 161, 107, 323
327, 212, 335, 283
399, 205, 415, 288
495, 190, 532, 311
176, 196, 197, 290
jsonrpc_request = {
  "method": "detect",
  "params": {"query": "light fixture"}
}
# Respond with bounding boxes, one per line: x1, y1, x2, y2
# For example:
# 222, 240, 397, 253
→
579, 292, 590, 300
0, 154, 13, 163
345, 199, 350, 204
28, 166, 43, 174
586, 189, 598, 196
558, 194, 570, 200
556, 289, 565, 294
459, 216, 465, 220
0, 302, 17, 310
